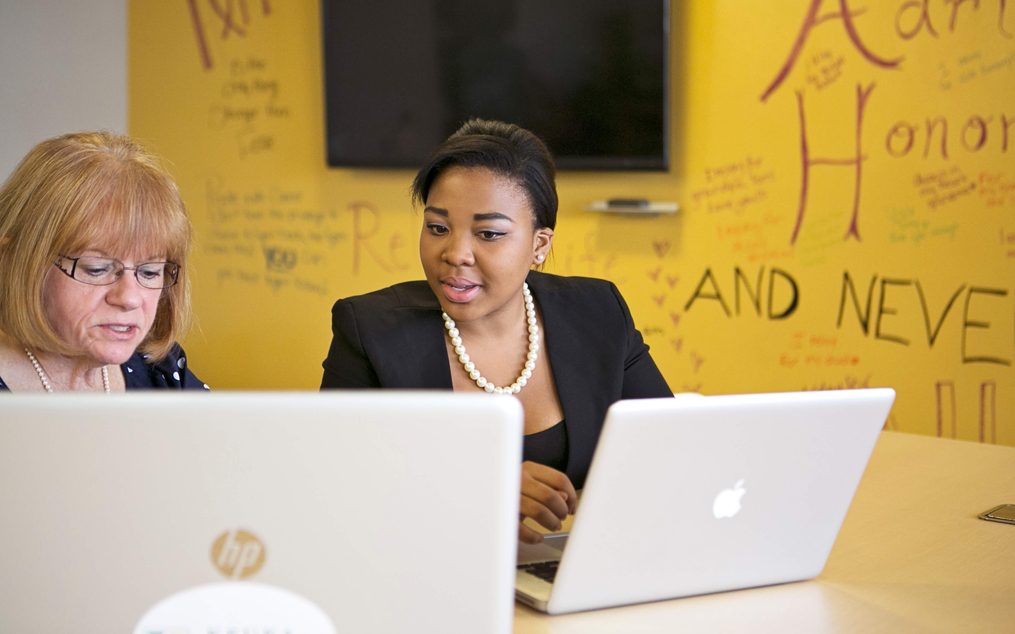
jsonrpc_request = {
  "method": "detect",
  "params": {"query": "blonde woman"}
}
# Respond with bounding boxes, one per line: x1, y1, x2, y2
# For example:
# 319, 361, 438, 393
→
0, 131, 206, 392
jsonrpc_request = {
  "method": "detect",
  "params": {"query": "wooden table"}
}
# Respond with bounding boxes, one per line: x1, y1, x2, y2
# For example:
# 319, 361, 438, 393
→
514, 431, 1015, 633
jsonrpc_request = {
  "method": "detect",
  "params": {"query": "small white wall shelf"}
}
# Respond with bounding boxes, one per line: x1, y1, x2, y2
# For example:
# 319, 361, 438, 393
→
584, 199, 679, 215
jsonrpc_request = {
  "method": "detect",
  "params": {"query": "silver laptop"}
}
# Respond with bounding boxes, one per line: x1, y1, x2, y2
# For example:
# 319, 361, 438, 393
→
516, 388, 896, 614
0, 391, 522, 634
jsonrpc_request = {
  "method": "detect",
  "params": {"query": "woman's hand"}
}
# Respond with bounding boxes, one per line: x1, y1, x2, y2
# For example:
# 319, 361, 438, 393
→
518, 461, 578, 544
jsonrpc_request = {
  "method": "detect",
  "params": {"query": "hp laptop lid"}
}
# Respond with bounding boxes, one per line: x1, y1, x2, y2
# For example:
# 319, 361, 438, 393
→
0, 392, 522, 634
516, 388, 896, 614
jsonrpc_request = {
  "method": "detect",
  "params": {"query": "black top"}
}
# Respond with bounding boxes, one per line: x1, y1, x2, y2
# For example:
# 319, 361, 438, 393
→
0, 343, 208, 391
321, 270, 673, 488
523, 421, 569, 473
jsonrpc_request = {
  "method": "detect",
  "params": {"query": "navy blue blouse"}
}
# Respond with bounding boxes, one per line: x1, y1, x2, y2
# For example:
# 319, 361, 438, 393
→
0, 343, 208, 391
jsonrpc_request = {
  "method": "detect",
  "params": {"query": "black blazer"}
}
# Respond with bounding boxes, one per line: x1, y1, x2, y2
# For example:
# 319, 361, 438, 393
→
321, 270, 673, 488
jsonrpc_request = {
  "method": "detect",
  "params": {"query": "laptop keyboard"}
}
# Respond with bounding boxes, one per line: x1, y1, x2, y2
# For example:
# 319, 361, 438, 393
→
518, 561, 559, 584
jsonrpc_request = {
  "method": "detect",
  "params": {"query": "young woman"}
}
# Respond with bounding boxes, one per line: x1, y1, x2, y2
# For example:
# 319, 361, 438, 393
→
321, 120, 671, 542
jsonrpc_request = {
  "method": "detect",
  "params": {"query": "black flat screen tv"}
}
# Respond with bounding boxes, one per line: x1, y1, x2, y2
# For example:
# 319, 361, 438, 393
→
322, 0, 669, 170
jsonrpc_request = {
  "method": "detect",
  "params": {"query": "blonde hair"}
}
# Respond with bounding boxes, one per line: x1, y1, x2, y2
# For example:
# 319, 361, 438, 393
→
0, 131, 193, 361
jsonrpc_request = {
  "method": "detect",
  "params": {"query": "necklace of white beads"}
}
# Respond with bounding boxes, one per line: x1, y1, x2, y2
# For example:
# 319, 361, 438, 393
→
442, 282, 538, 394
25, 347, 110, 394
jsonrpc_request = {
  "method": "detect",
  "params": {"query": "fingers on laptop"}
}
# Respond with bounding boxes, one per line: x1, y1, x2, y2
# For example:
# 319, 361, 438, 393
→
520, 493, 565, 533
518, 521, 546, 544
521, 462, 576, 516
519, 462, 578, 540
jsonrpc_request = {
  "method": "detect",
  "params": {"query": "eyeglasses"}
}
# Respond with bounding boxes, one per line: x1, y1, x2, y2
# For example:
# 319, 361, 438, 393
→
55, 255, 180, 290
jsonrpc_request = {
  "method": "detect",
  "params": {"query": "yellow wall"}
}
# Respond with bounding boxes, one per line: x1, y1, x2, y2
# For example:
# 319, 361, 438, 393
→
130, 1, 1014, 446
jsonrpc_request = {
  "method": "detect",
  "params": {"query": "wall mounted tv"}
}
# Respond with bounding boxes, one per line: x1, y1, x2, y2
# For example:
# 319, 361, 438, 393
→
322, 0, 669, 171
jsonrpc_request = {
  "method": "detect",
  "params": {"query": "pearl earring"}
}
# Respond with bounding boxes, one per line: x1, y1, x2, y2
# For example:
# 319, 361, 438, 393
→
536, 255, 544, 262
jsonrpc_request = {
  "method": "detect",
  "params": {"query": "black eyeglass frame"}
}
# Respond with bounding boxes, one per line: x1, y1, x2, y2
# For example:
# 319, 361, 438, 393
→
54, 255, 181, 290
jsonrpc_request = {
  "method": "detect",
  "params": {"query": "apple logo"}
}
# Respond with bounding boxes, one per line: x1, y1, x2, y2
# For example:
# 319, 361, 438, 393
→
712, 479, 746, 519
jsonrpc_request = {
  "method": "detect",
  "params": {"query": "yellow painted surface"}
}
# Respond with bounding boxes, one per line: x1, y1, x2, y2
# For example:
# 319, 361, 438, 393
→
129, 1, 1014, 446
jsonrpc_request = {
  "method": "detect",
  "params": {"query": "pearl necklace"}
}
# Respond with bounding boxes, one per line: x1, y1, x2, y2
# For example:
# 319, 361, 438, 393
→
24, 348, 110, 394
442, 282, 538, 394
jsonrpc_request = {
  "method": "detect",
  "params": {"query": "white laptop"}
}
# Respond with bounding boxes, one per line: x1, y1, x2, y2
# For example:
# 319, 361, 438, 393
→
0, 391, 522, 634
516, 388, 896, 614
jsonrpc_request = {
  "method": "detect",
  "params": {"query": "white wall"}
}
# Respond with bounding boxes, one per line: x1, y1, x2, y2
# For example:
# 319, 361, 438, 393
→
0, 0, 126, 181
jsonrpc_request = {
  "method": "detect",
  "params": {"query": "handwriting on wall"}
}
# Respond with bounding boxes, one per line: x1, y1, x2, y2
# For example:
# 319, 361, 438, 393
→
758, 0, 1013, 246
805, 49, 846, 91
1001, 227, 1015, 258
653, 266, 1015, 367
801, 372, 873, 391
912, 166, 975, 210
690, 156, 774, 216
684, 267, 799, 320
187, 0, 273, 71
347, 201, 414, 275
206, 56, 290, 160
888, 207, 958, 245
935, 379, 998, 442
204, 175, 346, 297
981, 171, 1015, 208
203, 175, 426, 297
837, 272, 1014, 365
886, 112, 1014, 160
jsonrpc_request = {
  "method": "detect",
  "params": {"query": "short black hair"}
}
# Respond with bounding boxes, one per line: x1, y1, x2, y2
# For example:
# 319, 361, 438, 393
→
411, 119, 558, 230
